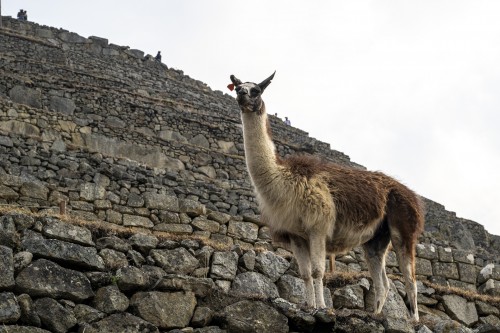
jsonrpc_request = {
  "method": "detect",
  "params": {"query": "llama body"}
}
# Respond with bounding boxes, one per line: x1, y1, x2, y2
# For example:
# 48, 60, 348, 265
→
230, 73, 424, 321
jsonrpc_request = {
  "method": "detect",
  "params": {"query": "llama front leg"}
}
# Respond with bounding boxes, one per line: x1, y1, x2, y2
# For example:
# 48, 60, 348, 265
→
290, 237, 315, 307
309, 233, 326, 308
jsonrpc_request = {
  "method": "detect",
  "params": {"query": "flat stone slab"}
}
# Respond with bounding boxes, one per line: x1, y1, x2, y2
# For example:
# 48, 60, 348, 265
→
41, 218, 94, 246
22, 238, 105, 270
16, 259, 94, 302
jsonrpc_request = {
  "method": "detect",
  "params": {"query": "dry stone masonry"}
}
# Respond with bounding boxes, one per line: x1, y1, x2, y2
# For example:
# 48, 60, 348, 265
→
0, 16, 499, 332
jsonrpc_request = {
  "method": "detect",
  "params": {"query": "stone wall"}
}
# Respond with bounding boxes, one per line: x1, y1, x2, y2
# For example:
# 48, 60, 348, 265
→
0, 211, 500, 332
0, 16, 499, 332
0, 212, 499, 332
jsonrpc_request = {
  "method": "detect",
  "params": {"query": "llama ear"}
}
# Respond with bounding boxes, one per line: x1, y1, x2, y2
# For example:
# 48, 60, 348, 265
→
230, 75, 242, 86
258, 71, 276, 93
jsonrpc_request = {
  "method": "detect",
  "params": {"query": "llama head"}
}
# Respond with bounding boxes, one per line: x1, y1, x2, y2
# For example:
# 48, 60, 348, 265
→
230, 72, 275, 114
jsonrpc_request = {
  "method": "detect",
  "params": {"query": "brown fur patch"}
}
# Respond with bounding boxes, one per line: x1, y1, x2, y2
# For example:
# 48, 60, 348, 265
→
278, 153, 424, 251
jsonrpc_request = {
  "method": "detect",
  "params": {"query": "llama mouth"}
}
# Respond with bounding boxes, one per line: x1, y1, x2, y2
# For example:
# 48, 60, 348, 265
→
236, 95, 251, 107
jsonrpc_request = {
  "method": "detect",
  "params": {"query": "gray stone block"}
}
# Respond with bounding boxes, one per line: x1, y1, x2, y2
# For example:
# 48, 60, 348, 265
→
150, 247, 199, 274
415, 257, 433, 276
416, 243, 438, 260
276, 274, 306, 304
433, 262, 459, 279
222, 300, 288, 333
9, 86, 41, 108
93, 285, 129, 314
231, 271, 279, 299
22, 238, 105, 270
80, 313, 159, 333
49, 96, 76, 115
130, 291, 196, 329
0, 246, 15, 290
255, 251, 290, 282
210, 251, 238, 280
438, 247, 454, 262
457, 262, 476, 284
34, 297, 77, 333
41, 218, 94, 246
15, 259, 94, 302
0, 292, 20, 324
441, 294, 478, 326
228, 221, 259, 242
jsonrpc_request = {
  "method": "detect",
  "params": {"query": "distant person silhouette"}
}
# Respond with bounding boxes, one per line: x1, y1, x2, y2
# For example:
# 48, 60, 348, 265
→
284, 117, 291, 126
17, 9, 28, 21
155, 51, 162, 62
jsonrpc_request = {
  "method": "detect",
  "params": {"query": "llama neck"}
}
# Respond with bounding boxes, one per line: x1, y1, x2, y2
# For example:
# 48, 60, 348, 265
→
241, 107, 280, 190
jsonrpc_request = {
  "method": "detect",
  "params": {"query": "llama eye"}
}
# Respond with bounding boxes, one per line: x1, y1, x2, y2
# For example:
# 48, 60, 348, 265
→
250, 88, 260, 96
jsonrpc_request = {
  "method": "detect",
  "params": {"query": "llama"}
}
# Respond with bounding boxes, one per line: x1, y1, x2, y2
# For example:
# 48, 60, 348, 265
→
229, 72, 424, 321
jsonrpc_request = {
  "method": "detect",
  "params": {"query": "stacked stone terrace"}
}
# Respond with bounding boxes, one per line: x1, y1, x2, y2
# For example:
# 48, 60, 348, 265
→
1, 17, 499, 332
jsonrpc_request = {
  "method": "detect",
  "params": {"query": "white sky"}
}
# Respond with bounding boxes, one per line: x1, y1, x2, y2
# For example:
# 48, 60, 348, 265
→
3, 1, 500, 236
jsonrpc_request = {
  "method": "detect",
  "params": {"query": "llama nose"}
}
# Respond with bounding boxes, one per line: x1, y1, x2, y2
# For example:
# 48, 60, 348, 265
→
237, 88, 247, 96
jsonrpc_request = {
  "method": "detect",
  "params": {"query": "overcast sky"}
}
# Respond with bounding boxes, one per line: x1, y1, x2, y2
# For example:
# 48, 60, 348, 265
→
4, 1, 500, 236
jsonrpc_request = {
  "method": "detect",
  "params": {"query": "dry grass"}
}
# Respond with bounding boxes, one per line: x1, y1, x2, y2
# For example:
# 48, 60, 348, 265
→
0, 204, 233, 251
325, 269, 500, 306
422, 279, 500, 305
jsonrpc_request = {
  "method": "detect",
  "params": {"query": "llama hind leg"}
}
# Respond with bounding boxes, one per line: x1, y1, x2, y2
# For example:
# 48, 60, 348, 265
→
363, 242, 390, 314
363, 220, 391, 315
393, 240, 419, 321
290, 237, 315, 307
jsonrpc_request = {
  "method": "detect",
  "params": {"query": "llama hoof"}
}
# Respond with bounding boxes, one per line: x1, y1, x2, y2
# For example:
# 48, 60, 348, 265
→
409, 312, 419, 322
